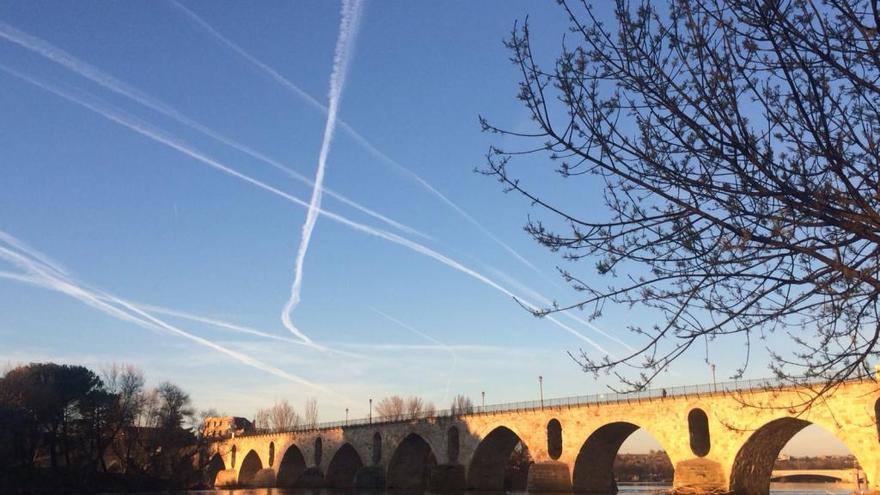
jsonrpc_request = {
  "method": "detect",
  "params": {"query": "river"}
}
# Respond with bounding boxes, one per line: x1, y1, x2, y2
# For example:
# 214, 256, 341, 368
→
144, 483, 864, 495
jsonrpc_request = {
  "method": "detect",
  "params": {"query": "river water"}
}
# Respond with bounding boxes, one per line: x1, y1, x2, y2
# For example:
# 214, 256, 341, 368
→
156, 483, 862, 495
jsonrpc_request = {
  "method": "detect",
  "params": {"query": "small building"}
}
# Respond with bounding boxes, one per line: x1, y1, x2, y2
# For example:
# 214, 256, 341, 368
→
203, 416, 254, 438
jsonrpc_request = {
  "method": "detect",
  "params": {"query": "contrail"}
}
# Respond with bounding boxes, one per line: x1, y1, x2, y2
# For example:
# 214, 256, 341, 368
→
0, 66, 611, 355
0, 20, 423, 239
152, 3, 622, 351
0, 233, 339, 395
372, 308, 457, 404
282, 0, 363, 341
167, 1, 551, 281
139, 303, 376, 362
168, 0, 326, 114
281, 0, 361, 340
0, 268, 377, 363
0, 231, 70, 276
485, 264, 634, 351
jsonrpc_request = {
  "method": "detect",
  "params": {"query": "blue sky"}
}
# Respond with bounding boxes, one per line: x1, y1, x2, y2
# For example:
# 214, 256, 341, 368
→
0, 1, 847, 455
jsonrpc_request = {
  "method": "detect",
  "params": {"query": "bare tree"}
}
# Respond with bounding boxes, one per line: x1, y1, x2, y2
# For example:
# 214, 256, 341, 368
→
155, 382, 194, 430
376, 395, 435, 420
254, 408, 271, 431
138, 388, 160, 428
102, 363, 145, 426
482, 0, 880, 399
303, 397, 319, 429
405, 396, 425, 419
450, 395, 474, 415
269, 400, 300, 432
375, 396, 406, 421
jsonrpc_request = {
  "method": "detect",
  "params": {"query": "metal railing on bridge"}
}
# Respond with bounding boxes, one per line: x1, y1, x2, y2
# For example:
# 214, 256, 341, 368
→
244, 375, 843, 436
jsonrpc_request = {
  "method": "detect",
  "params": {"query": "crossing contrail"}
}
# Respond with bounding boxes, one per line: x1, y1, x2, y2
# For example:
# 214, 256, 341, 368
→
0, 233, 339, 395
485, 265, 634, 351
0, 20, 423, 239
167, 0, 552, 281
139, 303, 376, 362
168, 1, 621, 348
372, 308, 458, 404
0, 268, 376, 363
0, 65, 612, 355
282, 0, 363, 342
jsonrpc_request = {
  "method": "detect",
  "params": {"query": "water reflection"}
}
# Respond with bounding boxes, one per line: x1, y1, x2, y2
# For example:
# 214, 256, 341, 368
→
152, 484, 859, 495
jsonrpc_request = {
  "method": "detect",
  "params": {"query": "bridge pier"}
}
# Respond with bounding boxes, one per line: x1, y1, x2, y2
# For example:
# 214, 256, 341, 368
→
672, 458, 726, 493
251, 468, 276, 487
297, 467, 326, 488
429, 463, 467, 492
527, 460, 572, 492
214, 469, 236, 487
354, 465, 385, 489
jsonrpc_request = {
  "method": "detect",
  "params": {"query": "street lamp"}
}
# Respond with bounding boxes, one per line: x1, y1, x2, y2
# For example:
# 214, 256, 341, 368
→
481, 391, 485, 410
345, 408, 349, 426
710, 364, 717, 393
539, 376, 544, 410
369, 398, 373, 424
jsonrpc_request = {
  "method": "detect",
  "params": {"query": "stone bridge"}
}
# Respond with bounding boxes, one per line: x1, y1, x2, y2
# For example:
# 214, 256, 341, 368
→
205, 378, 880, 494
770, 468, 865, 484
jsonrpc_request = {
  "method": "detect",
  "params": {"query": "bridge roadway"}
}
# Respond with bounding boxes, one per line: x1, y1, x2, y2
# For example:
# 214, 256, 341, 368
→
206, 377, 880, 494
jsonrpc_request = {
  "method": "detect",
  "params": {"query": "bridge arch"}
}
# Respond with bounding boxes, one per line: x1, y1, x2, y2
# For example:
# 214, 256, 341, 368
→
730, 417, 868, 495
387, 433, 438, 490
237, 449, 262, 486
326, 443, 365, 488
277, 444, 307, 487
205, 453, 225, 487
468, 425, 532, 491
572, 421, 672, 493
770, 473, 843, 483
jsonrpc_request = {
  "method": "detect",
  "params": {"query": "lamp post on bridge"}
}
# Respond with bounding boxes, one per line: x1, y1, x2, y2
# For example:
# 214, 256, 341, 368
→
481, 391, 485, 411
345, 408, 349, 426
539, 375, 544, 410
711, 363, 717, 393
369, 398, 372, 424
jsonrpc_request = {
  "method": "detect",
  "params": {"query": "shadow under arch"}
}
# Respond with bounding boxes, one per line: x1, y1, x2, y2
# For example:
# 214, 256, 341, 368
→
205, 453, 225, 487
467, 425, 531, 491
238, 449, 262, 486
277, 444, 307, 487
770, 473, 843, 483
326, 443, 365, 488
387, 433, 438, 490
730, 417, 867, 495
573, 421, 672, 494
